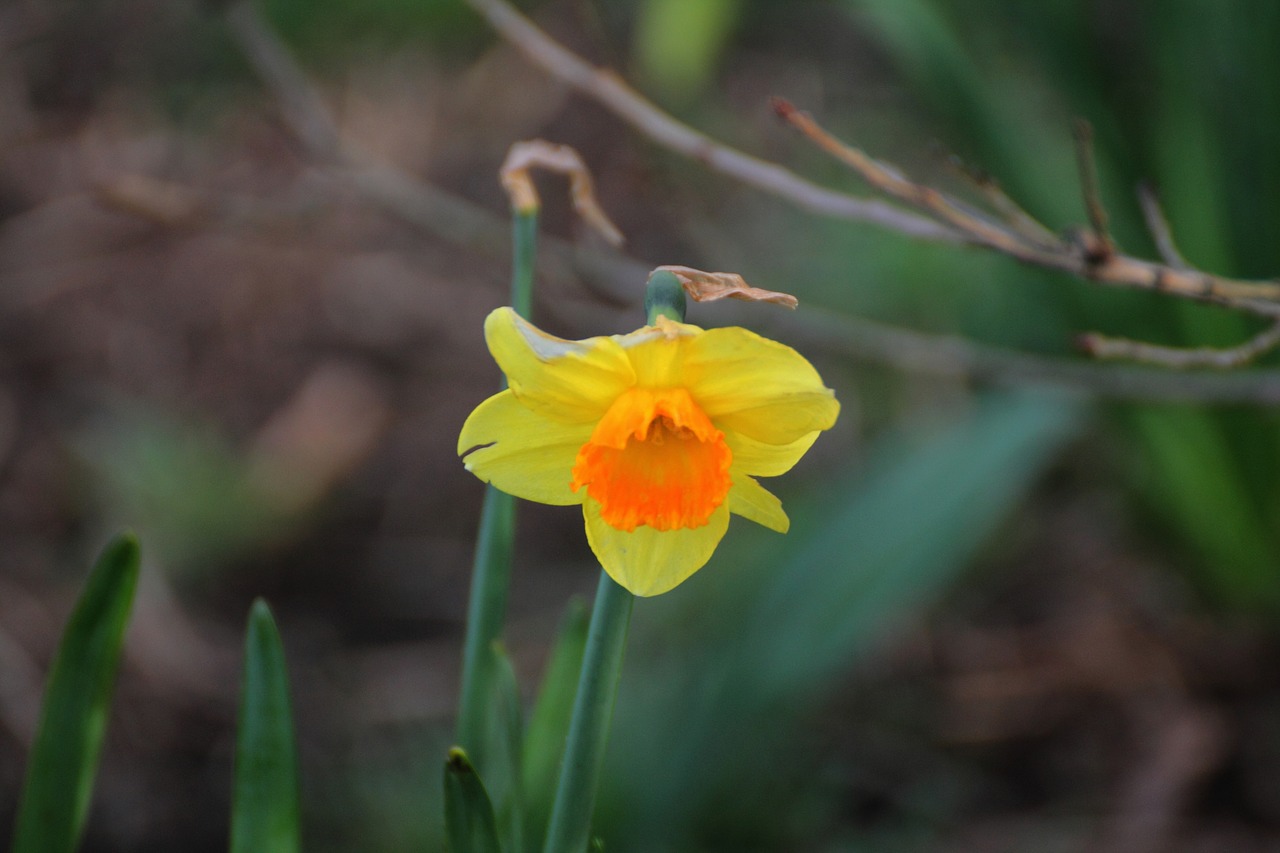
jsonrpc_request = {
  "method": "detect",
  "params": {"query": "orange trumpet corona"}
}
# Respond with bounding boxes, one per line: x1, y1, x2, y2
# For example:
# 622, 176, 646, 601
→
571, 388, 732, 532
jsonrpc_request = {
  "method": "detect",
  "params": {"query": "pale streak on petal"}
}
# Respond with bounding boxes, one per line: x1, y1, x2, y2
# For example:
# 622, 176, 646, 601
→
484, 308, 636, 423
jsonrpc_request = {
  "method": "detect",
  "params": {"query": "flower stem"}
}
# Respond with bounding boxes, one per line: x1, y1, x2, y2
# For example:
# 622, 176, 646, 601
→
542, 573, 634, 853
456, 205, 538, 756
644, 269, 687, 324
455, 488, 515, 754
511, 208, 536, 319
535, 267, 685, 851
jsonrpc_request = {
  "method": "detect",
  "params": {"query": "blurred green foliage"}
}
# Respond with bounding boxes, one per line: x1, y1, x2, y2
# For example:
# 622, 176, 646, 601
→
602, 393, 1085, 849
832, 0, 1280, 611
633, 0, 742, 104
259, 0, 485, 58
74, 407, 284, 574
679, 0, 1280, 614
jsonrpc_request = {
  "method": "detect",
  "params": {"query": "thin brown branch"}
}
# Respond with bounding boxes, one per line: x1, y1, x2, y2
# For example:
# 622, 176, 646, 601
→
1137, 183, 1193, 271
224, 1, 345, 161
219, 0, 1280, 405
461, 0, 961, 242
773, 99, 1034, 253
463, 0, 1280, 319
775, 309, 1280, 405
946, 155, 1060, 250
1078, 320, 1280, 369
1072, 118, 1113, 255
773, 100, 1280, 313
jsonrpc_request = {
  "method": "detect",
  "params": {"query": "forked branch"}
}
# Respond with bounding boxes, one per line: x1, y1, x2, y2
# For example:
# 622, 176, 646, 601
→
465, 0, 1280, 368
771, 100, 1280, 312
217, 0, 1280, 398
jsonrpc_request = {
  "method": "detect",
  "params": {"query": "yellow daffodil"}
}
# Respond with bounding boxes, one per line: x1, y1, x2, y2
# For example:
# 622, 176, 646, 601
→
458, 307, 839, 596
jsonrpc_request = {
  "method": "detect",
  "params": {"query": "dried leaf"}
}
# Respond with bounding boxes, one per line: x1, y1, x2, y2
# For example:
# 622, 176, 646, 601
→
655, 265, 798, 309
499, 140, 624, 246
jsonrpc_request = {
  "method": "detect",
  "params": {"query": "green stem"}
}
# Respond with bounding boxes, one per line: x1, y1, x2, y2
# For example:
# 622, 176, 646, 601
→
456, 206, 538, 755
455, 488, 515, 754
542, 573, 634, 853
511, 209, 537, 319
534, 268, 685, 851
644, 269, 687, 324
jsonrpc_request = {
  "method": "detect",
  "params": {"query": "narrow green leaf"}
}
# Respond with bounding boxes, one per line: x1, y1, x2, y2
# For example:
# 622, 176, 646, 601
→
456, 202, 536, 758
1129, 406, 1277, 608
12, 532, 140, 853
522, 598, 588, 847
444, 747, 503, 853
489, 643, 524, 853
457, 488, 516, 764
230, 599, 301, 853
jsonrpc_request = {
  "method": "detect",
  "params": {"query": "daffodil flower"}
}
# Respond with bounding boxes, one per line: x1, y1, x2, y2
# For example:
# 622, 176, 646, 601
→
458, 307, 839, 596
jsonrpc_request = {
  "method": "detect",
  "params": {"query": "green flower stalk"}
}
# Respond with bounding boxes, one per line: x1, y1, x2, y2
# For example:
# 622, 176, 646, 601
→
455, 192, 537, 757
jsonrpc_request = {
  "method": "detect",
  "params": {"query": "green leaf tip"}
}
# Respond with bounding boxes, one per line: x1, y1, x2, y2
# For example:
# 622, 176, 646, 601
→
104, 529, 141, 557
248, 596, 274, 624
443, 745, 502, 853
447, 746, 475, 773
11, 532, 141, 853
230, 595, 300, 853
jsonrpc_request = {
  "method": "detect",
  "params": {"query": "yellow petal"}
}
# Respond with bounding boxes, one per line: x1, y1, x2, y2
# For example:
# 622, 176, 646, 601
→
612, 319, 702, 387
485, 308, 636, 423
682, 326, 839, 444
725, 429, 821, 478
458, 390, 591, 506
728, 474, 789, 533
583, 499, 730, 596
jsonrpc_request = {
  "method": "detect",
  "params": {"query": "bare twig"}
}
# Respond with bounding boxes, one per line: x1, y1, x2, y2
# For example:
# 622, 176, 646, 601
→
219, 0, 1280, 404
772, 99, 1280, 314
946, 155, 1060, 249
1079, 320, 1280, 369
1137, 183, 1193, 271
1072, 119, 1113, 256
462, 0, 1280, 320
223, 1, 637, 292
770, 308, 1280, 405
461, 0, 961, 242
224, 1, 345, 161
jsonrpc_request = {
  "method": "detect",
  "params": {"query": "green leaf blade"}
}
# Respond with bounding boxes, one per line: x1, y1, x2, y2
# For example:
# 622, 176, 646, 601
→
522, 598, 588, 847
444, 747, 503, 853
12, 532, 141, 853
230, 599, 301, 853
